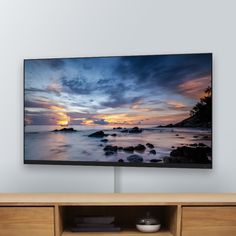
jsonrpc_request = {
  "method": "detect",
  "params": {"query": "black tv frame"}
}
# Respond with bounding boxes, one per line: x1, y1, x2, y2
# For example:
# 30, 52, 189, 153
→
24, 53, 213, 169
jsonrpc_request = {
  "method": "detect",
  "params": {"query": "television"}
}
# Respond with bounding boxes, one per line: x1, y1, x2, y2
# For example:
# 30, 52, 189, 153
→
24, 53, 212, 168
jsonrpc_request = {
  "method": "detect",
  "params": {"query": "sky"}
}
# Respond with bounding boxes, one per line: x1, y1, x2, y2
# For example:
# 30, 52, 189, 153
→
24, 53, 212, 127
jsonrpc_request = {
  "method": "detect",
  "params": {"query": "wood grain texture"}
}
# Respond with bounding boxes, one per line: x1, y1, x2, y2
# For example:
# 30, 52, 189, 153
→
0, 193, 236, 206
0, 207, 54, 236
182, 206, 236, 236
62, 229, 173, 236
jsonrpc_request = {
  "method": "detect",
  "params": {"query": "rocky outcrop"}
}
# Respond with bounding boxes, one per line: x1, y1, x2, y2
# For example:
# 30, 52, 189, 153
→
127, 154, 143, 163
53, 127, 76, 132
146, 143, 154, 149
88, 131, 108, 138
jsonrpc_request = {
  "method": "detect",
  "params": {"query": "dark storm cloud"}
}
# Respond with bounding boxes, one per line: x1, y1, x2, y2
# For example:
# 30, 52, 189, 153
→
25, 86, 61, 96
93, 119, 109, 125
62, 76, 92, 94
25, 110, 56, 125
99, 81, 144, 108
46, 59, 65, 70
24, 100, 49, 109
114, 53, 212, 92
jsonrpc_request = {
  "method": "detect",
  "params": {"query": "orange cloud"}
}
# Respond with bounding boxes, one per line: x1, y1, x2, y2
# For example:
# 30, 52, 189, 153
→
166, 101, 188, 110
178, 76, 211, 99
50, 105, 70, 126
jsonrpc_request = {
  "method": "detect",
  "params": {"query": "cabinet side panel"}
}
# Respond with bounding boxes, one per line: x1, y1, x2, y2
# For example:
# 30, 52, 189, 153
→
0, 207, 54, 236
182, 206, 236, 236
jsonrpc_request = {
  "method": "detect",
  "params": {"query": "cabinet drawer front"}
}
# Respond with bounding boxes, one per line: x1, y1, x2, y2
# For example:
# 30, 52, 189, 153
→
182, 207, 236, 236
0, 207, 54, 236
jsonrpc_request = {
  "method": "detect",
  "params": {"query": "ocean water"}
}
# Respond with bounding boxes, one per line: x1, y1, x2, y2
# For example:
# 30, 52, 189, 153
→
24, 125, 212, 163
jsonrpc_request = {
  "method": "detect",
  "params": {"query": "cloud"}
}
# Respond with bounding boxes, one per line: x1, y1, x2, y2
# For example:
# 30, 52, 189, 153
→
114, 53, 212, 94
62, 76, 93, 95
93, 119, 109, 125
177, 76, 211, 99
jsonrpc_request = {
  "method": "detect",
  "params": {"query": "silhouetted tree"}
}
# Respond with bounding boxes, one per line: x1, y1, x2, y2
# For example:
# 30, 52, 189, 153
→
190, 86, 212, 124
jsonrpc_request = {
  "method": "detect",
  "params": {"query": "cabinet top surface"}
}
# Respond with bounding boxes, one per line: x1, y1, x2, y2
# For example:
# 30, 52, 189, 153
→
0, 193, 236, 206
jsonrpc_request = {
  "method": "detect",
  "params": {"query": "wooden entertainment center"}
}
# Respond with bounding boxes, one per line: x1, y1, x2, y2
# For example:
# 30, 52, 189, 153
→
0, 193, 236, 236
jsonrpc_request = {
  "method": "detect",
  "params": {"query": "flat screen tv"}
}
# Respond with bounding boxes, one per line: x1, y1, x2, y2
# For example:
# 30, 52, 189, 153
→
24, 53, 212, 168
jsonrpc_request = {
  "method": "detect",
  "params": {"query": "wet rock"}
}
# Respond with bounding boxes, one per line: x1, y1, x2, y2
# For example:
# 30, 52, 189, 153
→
101, 139, 108, 142
113, 127, 122, 130
53, 127, 76, 132
105, 151, 115, 156
121, 129, 129, 133
103, 145, 118, 152
175, 134, 179, 136
134, 144, 146, 152
88, 131, 108, 137
169, 145, 211, 164
123, 146, 134, 153
150, 159, 162, 163
149, 150, 156, 155
189, 143, 198, 147
117, 147, 124, 151
171, 146, 175, 148
127, 154, 143, 163
146, 143, 154, 149
118, 159, 124, 162
198, 143, 206, 147
110, 133, 117, 137
193, 135, 199, 138
128, 127, 142, 133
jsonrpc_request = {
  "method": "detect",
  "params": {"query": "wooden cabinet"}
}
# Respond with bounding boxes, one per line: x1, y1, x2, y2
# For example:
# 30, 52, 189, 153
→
182, 206, 236, 236
0, 193, 236, 236
0, 207, 54, 236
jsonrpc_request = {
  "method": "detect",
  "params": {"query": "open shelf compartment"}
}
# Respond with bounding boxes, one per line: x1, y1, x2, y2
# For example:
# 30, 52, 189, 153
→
59, 205, 178, 236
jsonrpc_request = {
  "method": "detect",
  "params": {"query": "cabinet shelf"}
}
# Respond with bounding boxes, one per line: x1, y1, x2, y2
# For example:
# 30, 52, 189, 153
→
62, 229, 173, 236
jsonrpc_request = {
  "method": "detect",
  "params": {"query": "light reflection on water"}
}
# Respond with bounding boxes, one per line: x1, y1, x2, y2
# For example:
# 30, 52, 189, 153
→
24, 125, 212, 163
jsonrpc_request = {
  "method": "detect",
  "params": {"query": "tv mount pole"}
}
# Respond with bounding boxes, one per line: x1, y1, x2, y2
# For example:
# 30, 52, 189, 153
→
114, 167, 120, 193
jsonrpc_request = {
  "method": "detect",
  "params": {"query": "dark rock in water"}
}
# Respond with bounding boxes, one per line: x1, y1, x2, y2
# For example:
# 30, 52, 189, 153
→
189, 143, 198, 147
101, 139, 108, 142
105, 151, 115, 156
193, 135, 199, 138
103, 145, 118, 152
118, 159, 124, 162
121, 128, 129, 133
98, 144, 103, 147
129, 127, 142, 133
198, 142, 206, 147
171, 146, 175, 148
146, 143, 154, 149
123, 146, 134, 153
134, 144, 146, 152
149, 150, 156, 155
53, 127, 76, 132
113, 127, 122, 130
175, 134, 179, 136
127, 154, 143, 163
117, 146, 123, 151
169, 145, 212, 164
88, 131, 108, 137
150, 159, 162, 163
110, 133, 117, 137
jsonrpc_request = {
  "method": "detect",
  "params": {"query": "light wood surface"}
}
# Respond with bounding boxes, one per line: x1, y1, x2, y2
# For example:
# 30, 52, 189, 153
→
182, 206, 236, 236
0, 193, 236, 236
62, 229, 173, 236
0, 193, 236, 206
0, 207, 54, 236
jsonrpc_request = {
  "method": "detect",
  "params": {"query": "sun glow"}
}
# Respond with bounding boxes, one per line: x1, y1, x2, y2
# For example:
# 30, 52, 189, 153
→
50, 105, 70, 126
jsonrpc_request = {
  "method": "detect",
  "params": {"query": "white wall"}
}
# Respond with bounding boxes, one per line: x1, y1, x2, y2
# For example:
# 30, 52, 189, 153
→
0, 0, 235, 193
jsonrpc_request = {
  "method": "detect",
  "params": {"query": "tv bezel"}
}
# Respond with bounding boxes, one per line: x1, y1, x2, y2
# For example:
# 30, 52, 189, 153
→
23, 52, 213, 169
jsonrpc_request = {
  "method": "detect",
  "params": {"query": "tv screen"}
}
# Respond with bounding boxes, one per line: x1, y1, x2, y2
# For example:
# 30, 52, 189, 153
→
24, 53, 212, 168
